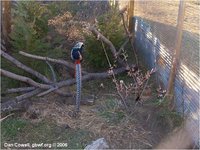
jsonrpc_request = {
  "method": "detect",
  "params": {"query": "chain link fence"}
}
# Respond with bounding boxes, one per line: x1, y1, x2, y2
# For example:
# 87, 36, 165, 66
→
132, 0, 199, 146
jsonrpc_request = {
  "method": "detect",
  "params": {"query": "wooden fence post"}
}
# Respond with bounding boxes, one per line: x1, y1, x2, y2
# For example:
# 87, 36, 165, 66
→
167, 0, 186, 108
128, 0, 134, 33
1, 0, 11, 51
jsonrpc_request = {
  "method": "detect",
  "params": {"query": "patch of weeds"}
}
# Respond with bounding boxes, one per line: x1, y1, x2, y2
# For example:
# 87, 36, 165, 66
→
1, 118, 28, 141
1, 119, 95, 149
159, 110, 183, 128
98, 99, 125, 124
151, 97, 183, 129
100, 111, 125, 124
151, 96, 170, 107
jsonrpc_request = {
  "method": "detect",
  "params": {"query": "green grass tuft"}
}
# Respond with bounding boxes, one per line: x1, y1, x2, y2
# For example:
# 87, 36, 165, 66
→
1, 118, 28, 140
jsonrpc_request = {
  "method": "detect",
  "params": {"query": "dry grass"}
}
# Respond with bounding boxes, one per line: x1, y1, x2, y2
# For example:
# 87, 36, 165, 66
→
21, 90, 158, 149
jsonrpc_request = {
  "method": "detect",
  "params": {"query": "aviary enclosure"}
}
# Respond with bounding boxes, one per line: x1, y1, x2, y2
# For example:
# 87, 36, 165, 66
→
1, 0, 199, 149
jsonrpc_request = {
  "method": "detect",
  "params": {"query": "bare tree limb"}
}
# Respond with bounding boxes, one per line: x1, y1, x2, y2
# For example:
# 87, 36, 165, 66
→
37, 86, 58, 97
1, 87, 73, 114
87, 25, 117, 56
0, 113, 14, 122
2, 66, 126, 97
0, 50, 52, 84
0, 69, 53, 89
56, 67, 127, 88
19, 51, 88, 75
1, 89, 42, 114
120, 11, 138, 66
120, 12, 131, 38
53, 90, 74, 97
4, 87, 36, 94
1, 65, 127, 114
116, 38, 129, 57
3, 83, 72, 97
46, 60, 57, 82
15, 89, 42, 102
1, 50, 74, 96
87, 25, 126, 67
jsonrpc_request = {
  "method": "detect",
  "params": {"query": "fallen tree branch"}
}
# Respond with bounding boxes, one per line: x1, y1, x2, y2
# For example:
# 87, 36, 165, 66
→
56, 67, 127, 88
1, 50, 52, 84
52, 90, 74, 97
1, 88, 74, 114
1, 51, 74, 96
4, 87, 36, 94
1, 66, 127, 90
1, 67, 127, 114
1, 89, 42, 114
0, 69, 53, 89
37, 86, 58, 97
19, 51, 88, 74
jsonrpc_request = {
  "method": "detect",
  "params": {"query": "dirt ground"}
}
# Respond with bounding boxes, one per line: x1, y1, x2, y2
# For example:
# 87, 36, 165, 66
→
1, 78, 180, 149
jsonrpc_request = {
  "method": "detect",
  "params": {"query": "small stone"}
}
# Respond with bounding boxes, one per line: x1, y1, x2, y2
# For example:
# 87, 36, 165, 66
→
84, 138, 109, 150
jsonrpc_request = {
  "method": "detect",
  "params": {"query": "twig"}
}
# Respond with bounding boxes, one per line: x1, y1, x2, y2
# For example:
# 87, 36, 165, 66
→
46, 60, 57, 82
139, 77, 150, 101
101, 40, 129, 111
0, 113, 14, 122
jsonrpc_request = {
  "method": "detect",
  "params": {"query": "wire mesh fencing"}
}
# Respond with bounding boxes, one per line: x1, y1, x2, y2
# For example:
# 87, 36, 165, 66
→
132, 0, 199, 146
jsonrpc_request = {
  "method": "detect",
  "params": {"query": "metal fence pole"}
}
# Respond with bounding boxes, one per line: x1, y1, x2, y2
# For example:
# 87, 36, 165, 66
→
167, 0, 186, 108
128, 0, 134, 33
